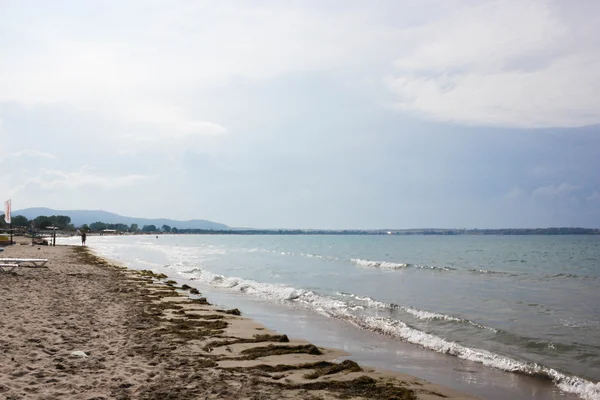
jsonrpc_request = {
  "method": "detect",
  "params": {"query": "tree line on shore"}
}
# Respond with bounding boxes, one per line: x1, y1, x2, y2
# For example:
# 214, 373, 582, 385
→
0, 214, 73, 230
83, 222, 178, 233
0, 214, 176, 234
2, 214, 599, 235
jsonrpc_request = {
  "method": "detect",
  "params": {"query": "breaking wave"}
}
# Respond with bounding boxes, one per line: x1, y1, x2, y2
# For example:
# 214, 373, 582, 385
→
176, 265, 598, 400
337, 292, 498, 332
240, 248, 340, 262
547, 273, 598, 280
468, 269, 521, 277
351, 258, 455, 271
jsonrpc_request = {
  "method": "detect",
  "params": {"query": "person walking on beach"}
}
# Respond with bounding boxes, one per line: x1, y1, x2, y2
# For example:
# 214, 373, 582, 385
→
81, 231, 87, 246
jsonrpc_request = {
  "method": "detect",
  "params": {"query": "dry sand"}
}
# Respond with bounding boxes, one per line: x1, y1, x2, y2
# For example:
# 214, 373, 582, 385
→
0, 242, 478, 400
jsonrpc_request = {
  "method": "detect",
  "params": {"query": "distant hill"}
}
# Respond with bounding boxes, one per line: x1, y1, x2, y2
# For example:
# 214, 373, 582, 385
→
12, 207, 229, 230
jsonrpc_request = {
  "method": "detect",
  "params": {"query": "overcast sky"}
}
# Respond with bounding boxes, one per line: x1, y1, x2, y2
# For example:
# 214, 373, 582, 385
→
1, 0, 599, 229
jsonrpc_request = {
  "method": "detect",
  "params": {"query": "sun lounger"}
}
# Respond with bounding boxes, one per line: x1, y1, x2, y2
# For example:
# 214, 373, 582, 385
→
0, 263, 19, 273
0, 258, 48, 268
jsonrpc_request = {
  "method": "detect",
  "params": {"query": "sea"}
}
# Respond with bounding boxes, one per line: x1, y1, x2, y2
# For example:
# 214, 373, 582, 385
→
60, 234, 600, 400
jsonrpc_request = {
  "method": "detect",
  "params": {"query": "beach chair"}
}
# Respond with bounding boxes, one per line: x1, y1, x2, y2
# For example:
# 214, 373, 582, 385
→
0, 258, 49, 268
0, 263, 19, 273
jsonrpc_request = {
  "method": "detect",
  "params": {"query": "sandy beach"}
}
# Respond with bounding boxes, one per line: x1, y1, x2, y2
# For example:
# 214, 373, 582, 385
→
0, 242, 477, 400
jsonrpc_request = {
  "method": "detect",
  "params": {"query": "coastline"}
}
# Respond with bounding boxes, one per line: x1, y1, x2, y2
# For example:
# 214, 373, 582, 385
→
0, 242, 477, 399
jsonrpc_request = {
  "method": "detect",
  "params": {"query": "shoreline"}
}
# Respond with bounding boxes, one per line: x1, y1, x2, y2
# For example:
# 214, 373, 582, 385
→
0, 242, 476, 399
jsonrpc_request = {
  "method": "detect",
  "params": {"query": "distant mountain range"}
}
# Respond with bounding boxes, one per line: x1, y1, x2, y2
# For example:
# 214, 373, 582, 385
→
12, 207, 229, 230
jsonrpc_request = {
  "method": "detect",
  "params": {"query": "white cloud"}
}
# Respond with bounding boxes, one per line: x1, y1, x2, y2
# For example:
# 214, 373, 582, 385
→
532, 182, 580, 199
0, 2, 394, 105
27, 167, 156, 190
123, 103, 226, 137
2, 1, 597, 131
387, 0, 600, 128
4, 149, 57, 160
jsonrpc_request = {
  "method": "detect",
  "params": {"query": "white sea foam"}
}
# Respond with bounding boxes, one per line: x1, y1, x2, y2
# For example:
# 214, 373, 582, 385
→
72, 236, 598, 400
337, 292, 498, 332
401, 307, 499, 332
132, 258, 163, 268
336, 292, 390, 308
178, 266, 599, 399
402, 307, 463, 322
357, 317, 600, 400
468, 268, 521, 277
239, 248, 339, 262
351, 258, 454, 271
301, 253, 338, 261
414, 264, 456, 271
351, 258, 409, 269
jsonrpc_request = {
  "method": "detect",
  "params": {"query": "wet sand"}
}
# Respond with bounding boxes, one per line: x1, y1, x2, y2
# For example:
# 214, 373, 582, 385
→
0, 242, 477, 400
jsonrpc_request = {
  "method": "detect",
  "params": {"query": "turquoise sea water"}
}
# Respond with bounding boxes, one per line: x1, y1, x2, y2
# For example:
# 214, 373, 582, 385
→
62, 234, 600, 399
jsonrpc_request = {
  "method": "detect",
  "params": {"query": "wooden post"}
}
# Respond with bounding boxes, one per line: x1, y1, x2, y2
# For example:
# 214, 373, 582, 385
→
9, 223, 12, 245
52, 229, 56, 246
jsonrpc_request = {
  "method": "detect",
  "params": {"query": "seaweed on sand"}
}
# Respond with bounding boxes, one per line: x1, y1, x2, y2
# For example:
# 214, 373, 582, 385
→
166, 318, 229, 330
72, 246, 113, 267
204, 334, 289, 352
216, 308, 241, 316
285, 375, 417, 400
239, 344, 322, 360
179, 285, 201, 295
156, 318, 229, 341
181, 313, 224, 320
138, 270, 168, 280
225, 359, 356, 375
302, 359, 362, 379
190, 297, 210, 305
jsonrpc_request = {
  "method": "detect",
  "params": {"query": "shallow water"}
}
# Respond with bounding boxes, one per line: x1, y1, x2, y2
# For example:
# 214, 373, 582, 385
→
62, 234, 600, 400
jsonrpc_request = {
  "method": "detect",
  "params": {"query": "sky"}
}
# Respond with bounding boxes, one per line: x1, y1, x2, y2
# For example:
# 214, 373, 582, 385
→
1, 0, 599, 229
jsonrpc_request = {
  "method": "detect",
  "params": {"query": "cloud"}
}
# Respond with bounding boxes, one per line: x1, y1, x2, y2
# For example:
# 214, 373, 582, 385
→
2, 1, 598, 131
27, 167, 157, 190
0, 2, 394, 106
587, 191, 600, 202
123, 103, 226, 137
532, 182, 580, 199
387, 0, 600, 127
4, 149, 57, 160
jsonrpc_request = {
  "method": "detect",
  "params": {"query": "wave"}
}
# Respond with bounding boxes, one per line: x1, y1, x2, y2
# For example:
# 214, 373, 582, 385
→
337, 292, 498, 332
359, 317, 599, 400
468, 269, 520, 277
351, 258, 454, 271
469, 269, 600, 281
177, 266, 598, 399
546, 273, 598, 280
351, 258, 409, 269
240, 248, 340, 262
239, 249, 598, 282
301, 252, 338, 261
240, 250, 455, 272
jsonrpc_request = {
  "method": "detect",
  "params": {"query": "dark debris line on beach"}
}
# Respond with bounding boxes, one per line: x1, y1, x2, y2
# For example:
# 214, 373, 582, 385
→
70, 246, 422, 400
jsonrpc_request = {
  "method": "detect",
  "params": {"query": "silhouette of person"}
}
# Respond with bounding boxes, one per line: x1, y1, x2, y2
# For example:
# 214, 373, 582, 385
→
81, 231, 87, 246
